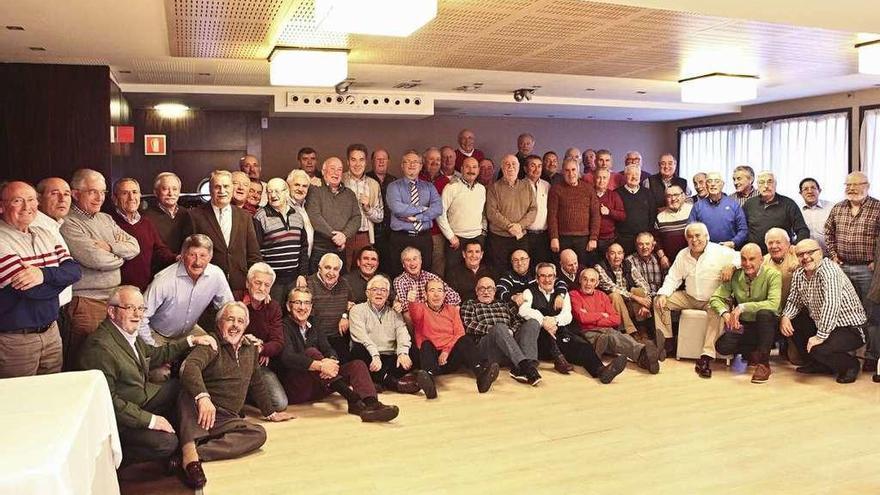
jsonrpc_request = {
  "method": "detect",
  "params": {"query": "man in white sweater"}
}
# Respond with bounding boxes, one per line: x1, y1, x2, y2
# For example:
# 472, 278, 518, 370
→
436, 156, 487, 274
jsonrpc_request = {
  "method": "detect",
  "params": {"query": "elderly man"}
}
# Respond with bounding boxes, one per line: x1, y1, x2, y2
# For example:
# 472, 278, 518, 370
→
139, 234, 233, 347
824, 171, 880, 369
34, 177, 75, 341
305, 253, 354, 362
0, 181, 81, 378
242, 263, 288, 412
240, 154, 267, 207
393, 247, 460, 317
585, 149, 623, 190
386, 150, 442, 278
643, 153, 689, 210
514, 133, 535, 173
688, 172, 747, 249
177, 301, 294, 489
445, 239, 495, 302
366, 148, 396, 269
524, 154, 553, 265
763, 227, 803, 363
654, 184, 692, 259
798, 177, 831, 253
570, 268, 660, 374
558, 248, 583, 290
709, 244, 782, 383
79, 285, 215, 468
624, 151, 651, 183
286, 169, 315, 264
486, 154, 537, 273
440, 146, 459, 180
277, 286, 400, 419
461, 276, 542, 385
254, 178, 310, 303
743, 171, 809, 253
593, 168, 626, 257
437, 156, 487, 273
243, 180, 263, 216
305, 157, 362, 274
654, 222, 739, 377
616, 164, 655, 255
62, 168, 139, 368
548, 157, 601, 266
781, 239, 868, 383
410, 279, 500, 398
421, 147, 451, 276
143, 172, 192, 253
111, 178, 177, 291
541, 151, 561, 184
230, 171, 251, 210
478, 158, 495, 187
583, 148, 597, 173
519, 263, 627, 383
732, 165, 758, 206
563, 147, 582, 170
691, 172, 708, 203
189, 169, 261, 297
349, 275, 420, 393
297, 147, 323, 186
596, 243, 654, 339
454, 129, 485, 171
342, 143, 383, 268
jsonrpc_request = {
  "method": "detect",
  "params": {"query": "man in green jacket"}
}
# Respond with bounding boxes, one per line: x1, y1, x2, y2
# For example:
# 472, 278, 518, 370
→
79, 285, 217, 468
709, 243, 782, 383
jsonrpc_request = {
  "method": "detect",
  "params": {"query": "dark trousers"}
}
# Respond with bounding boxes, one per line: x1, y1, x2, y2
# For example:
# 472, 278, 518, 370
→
350, 342, 408, 385
791, 315, 865, 374
525, 231, 551, 265
555, 326, 605, 377
557, 235, 589, 266
537, 328, 564, 359
310, 244, 347, 275
176, 392, 267, 462
280, 347, 378, 404
328, 334, 352, 363
488, 232, 528, 274
445, 234, 486, 274
616, 234, 637, 256
389, 230, 432, 278
715, 310, 778, 361
118, 379, 180, 467
419, 338, 482, 376
375, 224, 395, 276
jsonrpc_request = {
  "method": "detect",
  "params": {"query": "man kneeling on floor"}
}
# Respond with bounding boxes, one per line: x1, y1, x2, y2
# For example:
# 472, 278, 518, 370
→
409, 278, 500, 398
709, 243, 781, 383
570, 268, 660, 374
177, 301, 294, 489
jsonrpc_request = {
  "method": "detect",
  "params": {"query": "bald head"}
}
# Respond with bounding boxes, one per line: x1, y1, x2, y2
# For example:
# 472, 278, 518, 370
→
0, 181, 38, 231
322, 157, 344, 188
560, 249, 579, 275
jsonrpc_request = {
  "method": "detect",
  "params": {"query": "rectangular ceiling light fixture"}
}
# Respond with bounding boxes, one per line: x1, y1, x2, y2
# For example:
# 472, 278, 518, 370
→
314, 0, 437, 37
856, 39, 880, 75
679, 72, 759, 104
269, 47, 348, 87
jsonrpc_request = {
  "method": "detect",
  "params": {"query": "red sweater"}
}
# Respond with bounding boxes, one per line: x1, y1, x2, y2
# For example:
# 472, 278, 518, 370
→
547, 180, 601, 240
244, 297, 284, 358
584, 171, 626, 190
113, 211, 177, 291
409, 302, 463, 353
595, 189, 626, 241
570, 289, 621, 331
455, 149, 486, 171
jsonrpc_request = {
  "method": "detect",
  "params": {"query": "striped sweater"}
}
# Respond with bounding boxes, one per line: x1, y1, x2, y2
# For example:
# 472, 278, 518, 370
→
0, 220, 82, 331
253, 202, 309, 280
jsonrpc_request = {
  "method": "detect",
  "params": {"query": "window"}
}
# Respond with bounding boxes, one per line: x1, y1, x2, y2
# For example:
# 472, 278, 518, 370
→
680, 111, 850, 202
861, 107, 880, 197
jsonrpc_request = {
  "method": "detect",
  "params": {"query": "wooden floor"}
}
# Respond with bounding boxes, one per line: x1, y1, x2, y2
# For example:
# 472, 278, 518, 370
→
137, 358, 880, 495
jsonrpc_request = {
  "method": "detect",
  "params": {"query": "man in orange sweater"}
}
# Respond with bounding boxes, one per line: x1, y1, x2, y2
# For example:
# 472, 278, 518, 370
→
570, 268, 660, 374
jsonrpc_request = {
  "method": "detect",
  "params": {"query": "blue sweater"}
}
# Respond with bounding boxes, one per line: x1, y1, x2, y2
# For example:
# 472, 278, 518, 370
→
688, 195, 748, 248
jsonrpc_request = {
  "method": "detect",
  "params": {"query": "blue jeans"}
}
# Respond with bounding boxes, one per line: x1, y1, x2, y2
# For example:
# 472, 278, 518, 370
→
842, 264, 877, 359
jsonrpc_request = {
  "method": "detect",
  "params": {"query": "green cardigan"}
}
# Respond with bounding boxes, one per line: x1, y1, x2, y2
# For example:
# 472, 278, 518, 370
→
709, 265, 782, 321
79, 318, 191, 429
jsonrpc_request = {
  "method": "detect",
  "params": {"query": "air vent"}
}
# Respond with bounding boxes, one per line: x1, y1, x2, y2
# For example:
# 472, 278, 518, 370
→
279, 91, 433, 118
393, 81, 421, 89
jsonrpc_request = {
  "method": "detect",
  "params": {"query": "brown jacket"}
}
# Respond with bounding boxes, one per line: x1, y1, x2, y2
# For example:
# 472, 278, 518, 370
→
189, 204, 261, 292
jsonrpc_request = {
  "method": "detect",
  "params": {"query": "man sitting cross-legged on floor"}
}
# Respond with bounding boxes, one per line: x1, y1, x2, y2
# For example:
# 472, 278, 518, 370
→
709, 243, 782, 383
409, 278, 500, 399
460, 276, 543, 386
570, 268, 660, 374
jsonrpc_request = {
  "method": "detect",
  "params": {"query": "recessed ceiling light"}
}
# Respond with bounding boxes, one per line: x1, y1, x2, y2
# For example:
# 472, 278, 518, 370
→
503, 113, 511, 116
6, 26, 24, 31
585, 88, 596, 91
154, 103, 189, 118
198, 72, 211, 76
315, 0, 437, 37
587, 116, 594, 119
118, 70, 132, 74
531, 85, 542, 89
627, 117, 633, 120
28, 46, 46, 51
636, 90, 647, 94
547, 115, 555, 118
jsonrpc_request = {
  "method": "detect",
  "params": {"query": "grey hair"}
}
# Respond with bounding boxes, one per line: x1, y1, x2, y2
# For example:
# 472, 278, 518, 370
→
400, 246, 422, 262
287, 169, 310, 183
764, 227, 791, 244
366, 274, 390, 290
153, 172, 181, 191
216, 301, 249, 326
112, 177, 139, 197
108, 285, 142, 307
70, 168, 105, 191
182, 233, 214, 253
535, 262, 557, 275
209, 169, 232, 185
684, 222, 710, 238
318, 252, 342, 268
247, 262, 276, 284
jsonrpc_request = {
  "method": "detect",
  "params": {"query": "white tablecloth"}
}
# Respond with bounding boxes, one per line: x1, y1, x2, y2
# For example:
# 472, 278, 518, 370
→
0, 370, 122, 495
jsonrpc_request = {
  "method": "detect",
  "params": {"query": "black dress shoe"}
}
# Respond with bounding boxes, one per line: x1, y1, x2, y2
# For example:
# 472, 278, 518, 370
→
836, 366, 859, 384
695, 355, 712, 379
360, 402, 400, 422
873, 373, 880, 383
414, 370, 437, 399
599, 355, 627, 384
181, 460, 207, 489
166, 454, 182, 477
796, 363, 830, 374
476, 362, 500, 393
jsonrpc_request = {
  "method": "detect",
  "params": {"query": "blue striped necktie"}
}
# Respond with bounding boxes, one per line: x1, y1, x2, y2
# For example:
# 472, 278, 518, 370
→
409, 180, 422, 233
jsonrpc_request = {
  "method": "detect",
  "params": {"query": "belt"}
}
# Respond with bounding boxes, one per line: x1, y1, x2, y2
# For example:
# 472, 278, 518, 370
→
398, 230, 430, 237
527, 230, 546, 235
3, 322, 54, 335
843, 261, 871, 266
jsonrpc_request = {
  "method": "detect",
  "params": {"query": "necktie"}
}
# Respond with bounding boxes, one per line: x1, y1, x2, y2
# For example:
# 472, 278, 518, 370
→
409, 180, 422, 233
219, 207, 231, 246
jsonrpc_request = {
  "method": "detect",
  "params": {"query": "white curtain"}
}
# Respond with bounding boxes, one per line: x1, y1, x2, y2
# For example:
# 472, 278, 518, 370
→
680, 112, 849, 201
862, 108, 880, 198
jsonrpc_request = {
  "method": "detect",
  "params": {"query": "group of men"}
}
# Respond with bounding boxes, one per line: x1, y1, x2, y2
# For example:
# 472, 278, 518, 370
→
2, 128, 878, 490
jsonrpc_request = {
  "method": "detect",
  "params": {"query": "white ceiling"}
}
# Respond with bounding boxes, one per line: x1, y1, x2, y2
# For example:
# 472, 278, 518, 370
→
2, 0, 879, 121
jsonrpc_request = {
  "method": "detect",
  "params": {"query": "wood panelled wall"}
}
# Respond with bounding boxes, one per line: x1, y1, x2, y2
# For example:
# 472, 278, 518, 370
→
0, 63, 111, 183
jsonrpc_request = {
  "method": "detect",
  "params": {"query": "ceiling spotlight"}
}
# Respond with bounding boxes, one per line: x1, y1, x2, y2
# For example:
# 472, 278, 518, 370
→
513, 88, 535, 102
335, 80, 352, 95
154, 103, 189, 119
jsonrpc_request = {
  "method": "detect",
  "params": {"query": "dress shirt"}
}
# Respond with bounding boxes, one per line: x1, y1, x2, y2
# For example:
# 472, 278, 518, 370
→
32, 210, 72, 306
824, 197, 880, 264
658, 242, 740, 301
436, 179, 487, 240
138, 261, 234, 345
386, 177, 442, 234
393, 270, 461, 313
212, 204, 232, 246
596, 262, 651, 299
292, 201, 314, 256
460, 299, 524, 338
626, 253, 665, 295
800, 200, 831, 253
519, 287, 572, 327
526, 178, 550, 232
782, 259, 867, 340
342, 172, 383, 241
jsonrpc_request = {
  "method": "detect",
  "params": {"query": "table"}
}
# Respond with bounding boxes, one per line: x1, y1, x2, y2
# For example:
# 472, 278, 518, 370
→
0, 370, 122, 495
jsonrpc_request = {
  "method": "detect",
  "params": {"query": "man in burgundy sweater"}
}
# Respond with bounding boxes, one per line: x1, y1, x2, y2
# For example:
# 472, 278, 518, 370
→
548, 158, 601, 267
242, 262, 287, 412
112, 178, 177, 291
594, 168, 626, 260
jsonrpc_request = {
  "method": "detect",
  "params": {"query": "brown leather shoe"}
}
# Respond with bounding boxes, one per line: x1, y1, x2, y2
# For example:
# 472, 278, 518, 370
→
695, 355, 712, 379
388, 375, 421, 394
554, 355, 574, 374
181, 460, 207, 489
786, 338, 804, 365
751, 363, 771, 383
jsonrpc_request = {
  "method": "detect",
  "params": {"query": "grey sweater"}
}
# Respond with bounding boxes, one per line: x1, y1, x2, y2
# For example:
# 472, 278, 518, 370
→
60, 205, 140, 300
304, 185, 362, 250
349, 302, 411, 357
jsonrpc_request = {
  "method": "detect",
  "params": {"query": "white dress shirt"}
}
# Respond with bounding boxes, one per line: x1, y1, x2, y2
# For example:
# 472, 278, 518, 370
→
526, 178, 550, 232
519, 287, 572, 326
801, 199, 831, 253
32, 211, 72, 306
658, 242, 740, 301
212, 204, 232, 246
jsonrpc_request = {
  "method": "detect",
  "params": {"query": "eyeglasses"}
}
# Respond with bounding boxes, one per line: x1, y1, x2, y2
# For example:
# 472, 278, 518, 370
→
367, 287, 389, 293
288, 300, 313, 306
537, 273, 555, 279
796, 248, 821, 258
113, 304, 147, 313
476, 286, 496, 292
511, 256, 530, 263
